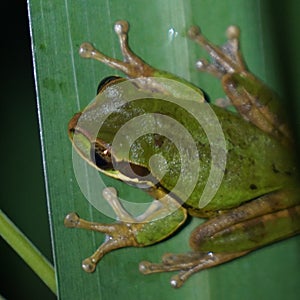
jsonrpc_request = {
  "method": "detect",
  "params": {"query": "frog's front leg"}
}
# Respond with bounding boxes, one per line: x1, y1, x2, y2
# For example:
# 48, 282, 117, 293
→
140, 188, 300, 288
64, 187, 187, 272
79, 20, 204, 98
188, 26, 292, 145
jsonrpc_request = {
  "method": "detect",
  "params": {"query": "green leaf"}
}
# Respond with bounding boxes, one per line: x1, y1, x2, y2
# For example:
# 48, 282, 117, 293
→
27, 0, 300, 299
0, 210, 56, 294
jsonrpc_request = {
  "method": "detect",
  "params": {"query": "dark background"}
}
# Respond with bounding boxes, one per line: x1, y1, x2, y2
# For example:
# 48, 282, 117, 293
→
0, 1, 299, 299
1, 1, 54, 299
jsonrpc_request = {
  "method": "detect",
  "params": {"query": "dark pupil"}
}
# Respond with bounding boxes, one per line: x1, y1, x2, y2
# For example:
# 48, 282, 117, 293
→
93, 151, 108, 168
90, 144, 110, 169
96, 76, 121, 95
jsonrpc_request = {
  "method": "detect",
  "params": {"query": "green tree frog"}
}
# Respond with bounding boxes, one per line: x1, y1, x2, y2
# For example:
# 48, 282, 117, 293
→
64, 20, 300, 288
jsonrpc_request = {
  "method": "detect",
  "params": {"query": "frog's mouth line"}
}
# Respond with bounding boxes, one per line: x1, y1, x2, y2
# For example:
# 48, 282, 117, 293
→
69, 113, 188, 208
91, 141, 161, 190
70, 123, 158, 189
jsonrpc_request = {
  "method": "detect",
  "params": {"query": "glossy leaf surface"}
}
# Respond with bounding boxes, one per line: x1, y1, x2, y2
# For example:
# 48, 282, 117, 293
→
28, 0, 300, 299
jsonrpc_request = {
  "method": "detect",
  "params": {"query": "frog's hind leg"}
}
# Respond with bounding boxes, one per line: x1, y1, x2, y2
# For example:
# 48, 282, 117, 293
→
140, 188, 300, 287
140, 250, 248, 288
188, 25, 246, 77
188, 26, 292, 145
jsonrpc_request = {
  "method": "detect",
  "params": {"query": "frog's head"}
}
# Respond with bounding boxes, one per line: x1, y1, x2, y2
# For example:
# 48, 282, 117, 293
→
68, 20, 211, 204
68, 110, 113, 171
68, 76, 156, 188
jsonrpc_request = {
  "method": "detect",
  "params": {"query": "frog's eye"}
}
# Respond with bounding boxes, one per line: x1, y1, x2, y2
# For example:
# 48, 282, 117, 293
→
90, 142, 113, 170
96, 76, 123, 95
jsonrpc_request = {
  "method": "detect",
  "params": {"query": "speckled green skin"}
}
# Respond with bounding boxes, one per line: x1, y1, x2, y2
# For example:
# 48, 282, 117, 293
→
67, 22, 300, 283
76, 81, 297, 214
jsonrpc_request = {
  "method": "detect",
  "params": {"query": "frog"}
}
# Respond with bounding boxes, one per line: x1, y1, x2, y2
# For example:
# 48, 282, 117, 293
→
64, 20, 300, 288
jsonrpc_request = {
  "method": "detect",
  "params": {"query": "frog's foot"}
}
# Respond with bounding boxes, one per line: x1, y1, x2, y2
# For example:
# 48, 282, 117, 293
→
188, 25, 246, 78
79, 20, 155, 78
188, 25, 293, 144
139, 250, 248, 288
141, 188, 300, 288
64, 187, 187, 272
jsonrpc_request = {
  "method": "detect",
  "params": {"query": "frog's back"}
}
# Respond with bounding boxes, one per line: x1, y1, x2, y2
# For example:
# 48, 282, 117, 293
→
93, 96, 296, 213
171, 105, 297, 213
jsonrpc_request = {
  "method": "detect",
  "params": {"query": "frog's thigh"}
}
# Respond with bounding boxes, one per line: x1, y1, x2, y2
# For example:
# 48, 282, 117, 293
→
140, 189, 300, 287
190, 189, 300, 253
